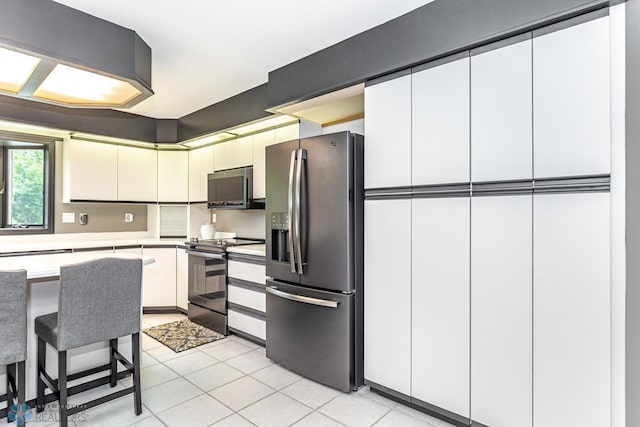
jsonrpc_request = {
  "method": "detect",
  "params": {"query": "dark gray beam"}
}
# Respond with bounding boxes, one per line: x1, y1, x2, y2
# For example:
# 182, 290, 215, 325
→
178, 83, 273, 142
0, 94, 157, 142
267, 0, 610, 108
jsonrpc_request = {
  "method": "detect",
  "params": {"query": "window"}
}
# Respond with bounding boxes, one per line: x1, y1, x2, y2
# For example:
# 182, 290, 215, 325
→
0, 133, 55, 234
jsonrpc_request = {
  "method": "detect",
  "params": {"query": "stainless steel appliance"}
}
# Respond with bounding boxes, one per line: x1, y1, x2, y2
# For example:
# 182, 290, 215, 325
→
207, 166, 264, 209
265, 131, 364, 392
186, 238, 265, 334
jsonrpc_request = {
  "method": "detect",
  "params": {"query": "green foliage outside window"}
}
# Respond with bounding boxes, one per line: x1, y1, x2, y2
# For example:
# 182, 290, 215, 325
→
9, 149, 44, 225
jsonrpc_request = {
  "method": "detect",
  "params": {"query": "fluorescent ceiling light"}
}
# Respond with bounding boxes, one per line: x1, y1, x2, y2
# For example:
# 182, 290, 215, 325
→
33, 64, 141, 106
0, 47, 41, 93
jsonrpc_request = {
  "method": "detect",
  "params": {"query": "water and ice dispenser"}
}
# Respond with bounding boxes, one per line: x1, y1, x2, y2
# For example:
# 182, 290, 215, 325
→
270, 212, 290, 262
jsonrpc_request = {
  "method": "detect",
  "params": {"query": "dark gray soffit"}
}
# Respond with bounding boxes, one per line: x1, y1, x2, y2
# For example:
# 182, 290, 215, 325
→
267, 0, 609, 108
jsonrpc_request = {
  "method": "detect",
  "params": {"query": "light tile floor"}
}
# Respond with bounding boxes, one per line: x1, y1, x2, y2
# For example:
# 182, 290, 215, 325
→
25, 314, 454, 427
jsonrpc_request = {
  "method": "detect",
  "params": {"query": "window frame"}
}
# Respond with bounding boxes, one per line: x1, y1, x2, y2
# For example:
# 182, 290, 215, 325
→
0, 132, 55, 235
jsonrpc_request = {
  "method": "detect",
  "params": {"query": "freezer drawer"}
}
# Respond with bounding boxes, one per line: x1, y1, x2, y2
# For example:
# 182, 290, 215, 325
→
266, 279, 359, 392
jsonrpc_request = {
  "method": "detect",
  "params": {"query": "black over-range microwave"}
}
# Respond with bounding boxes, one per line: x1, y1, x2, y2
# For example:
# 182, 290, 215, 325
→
207, 166, 264, 209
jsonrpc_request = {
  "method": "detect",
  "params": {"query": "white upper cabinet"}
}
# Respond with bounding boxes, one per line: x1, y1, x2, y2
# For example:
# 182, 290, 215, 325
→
471, 38, 532, 182
157, 150, 189, 202
213, 140, 233, 171
274, 124, 299, 144
411, 197, 470, 418
213, 136, 253, 171
252, 130, 275, 199
233, 135, 254, 168
188, 145, 214, 202
533, 192, 610, 427
63, 138, 118, 202
364, 199, 412, 395
412, 57, 470, 185
533, 16, 610, 178
117, 145, 157, 202
471, 195, 532, 427
364, 74, 412, 189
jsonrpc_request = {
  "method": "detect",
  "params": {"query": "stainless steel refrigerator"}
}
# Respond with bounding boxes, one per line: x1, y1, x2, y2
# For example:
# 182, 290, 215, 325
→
265, 131, 364, 392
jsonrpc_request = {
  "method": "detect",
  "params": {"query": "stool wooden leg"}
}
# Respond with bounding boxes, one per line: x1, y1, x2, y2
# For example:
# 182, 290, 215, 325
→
109, 338, 118, 388
36, 337, 46, 413
6, 363, 15, 416
58, 351, 68, 427
132, 333, 142, 415
17, 361, 25, 409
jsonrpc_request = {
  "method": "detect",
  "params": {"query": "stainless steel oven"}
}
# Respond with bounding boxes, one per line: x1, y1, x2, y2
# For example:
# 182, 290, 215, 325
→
186, 237, 266, 335
187, 249, 228, 334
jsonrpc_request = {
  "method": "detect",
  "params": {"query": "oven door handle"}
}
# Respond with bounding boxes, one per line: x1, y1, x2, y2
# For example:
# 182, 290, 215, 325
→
186, 250, 225, 259
266, 286, 339, 308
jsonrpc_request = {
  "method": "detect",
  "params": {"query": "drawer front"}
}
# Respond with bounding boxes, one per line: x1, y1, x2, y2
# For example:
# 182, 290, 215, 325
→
228, 285, 266, 313
228, 260, 266, 284
228, 309, 266, 340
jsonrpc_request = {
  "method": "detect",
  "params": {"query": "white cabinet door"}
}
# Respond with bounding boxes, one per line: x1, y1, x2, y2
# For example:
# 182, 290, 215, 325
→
63, 139, 118, 201
252, 130, 275, 199
533, 193, 610, 427
533, 16, 610, 178
176, 247, 188, 311
364, 75, 412, 188
188, 148, 201, 202
364, 199, 411, 395
412, 57, 470, 185
411, 197, 470, 417
274, 124, 299, 144
472, 39, 532, 182
233, 135, 253, 168
213, 140, 233, 171
157, 151, 189, 202
118, 146, 158, 202
188, 145, 214, 202
471, 195, 532, 427
141, 247, 177, 307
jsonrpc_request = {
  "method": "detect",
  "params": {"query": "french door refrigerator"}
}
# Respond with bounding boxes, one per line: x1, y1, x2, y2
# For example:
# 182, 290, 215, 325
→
265, 131, 364, 392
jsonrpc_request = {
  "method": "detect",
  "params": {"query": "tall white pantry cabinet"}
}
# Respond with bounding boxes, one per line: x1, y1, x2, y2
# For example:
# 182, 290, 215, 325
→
364, 7, 621, 427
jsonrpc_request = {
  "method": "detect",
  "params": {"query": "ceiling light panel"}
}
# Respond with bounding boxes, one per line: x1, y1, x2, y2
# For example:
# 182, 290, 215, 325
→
0, 47, 41, 93
32, 64, 141, 106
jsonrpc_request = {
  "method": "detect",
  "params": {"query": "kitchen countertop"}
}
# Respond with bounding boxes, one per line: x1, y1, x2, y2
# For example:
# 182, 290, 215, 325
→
226, 244, 266, 257
0, 238, 187, 255
0, 251, 154, 280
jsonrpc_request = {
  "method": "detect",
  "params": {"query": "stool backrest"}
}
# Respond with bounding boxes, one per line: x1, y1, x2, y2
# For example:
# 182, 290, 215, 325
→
57, 258, 143, 351
0, 270, 27, 365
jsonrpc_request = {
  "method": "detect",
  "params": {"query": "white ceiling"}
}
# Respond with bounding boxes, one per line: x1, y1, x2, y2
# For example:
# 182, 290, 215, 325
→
53, 0, 433, 119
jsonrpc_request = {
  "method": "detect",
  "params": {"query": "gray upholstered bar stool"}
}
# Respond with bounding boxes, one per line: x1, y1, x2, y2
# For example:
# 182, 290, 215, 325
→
34, 258, 143, 427
0, 270, 27, 423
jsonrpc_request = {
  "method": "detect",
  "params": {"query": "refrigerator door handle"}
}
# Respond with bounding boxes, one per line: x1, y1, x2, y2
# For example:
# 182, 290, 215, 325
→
288, 150, 298, 273
295, 148, 306, 274
266, 286, 339, 308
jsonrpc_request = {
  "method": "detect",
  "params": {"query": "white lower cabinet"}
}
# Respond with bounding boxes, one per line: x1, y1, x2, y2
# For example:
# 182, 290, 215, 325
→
471, 195, 532, 427
228, 310, 265, 340
364, 199, 412, 395
140, 247, 177, 308
411, 197, 470, 417
533, 193, 610, 427
176, 247, 188, 311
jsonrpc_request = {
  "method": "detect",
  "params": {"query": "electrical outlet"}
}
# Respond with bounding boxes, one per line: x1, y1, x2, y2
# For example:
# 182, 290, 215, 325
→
125, 212, 134, 223
211, 213, 217, 223
62, 212, 75, 223
79, 213, 88, 225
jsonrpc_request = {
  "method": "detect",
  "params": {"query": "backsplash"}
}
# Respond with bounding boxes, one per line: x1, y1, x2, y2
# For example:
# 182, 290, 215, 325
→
188, 204, 265, 240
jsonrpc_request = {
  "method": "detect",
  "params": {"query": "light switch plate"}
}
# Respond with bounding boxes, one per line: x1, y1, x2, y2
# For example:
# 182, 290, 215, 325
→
125, 212, 134, 223
62, 212, 75, 223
